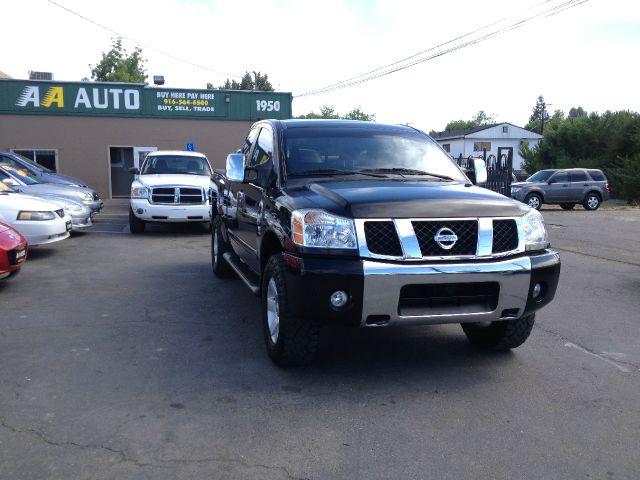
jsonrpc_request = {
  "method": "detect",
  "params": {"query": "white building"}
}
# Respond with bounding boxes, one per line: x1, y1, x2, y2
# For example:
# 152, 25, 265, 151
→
432, 122, 543, 171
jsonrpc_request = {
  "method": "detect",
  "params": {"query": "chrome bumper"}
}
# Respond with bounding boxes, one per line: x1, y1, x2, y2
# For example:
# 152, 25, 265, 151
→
361, 257, 532, 327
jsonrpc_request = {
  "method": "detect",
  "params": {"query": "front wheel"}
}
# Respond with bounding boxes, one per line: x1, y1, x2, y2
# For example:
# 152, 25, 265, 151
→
583, 193, 601, 210
262, 255, 320, 367
525, 193, 542, 210
129, 208, 145, 234
461, 314, 535, 350
560, 203, 575, 210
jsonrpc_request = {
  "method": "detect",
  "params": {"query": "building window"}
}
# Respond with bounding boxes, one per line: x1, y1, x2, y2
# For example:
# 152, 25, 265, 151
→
11, 149, 58, 172
502, 126, 508, 133
473, 142, 491, 152
442, 143, 450, 152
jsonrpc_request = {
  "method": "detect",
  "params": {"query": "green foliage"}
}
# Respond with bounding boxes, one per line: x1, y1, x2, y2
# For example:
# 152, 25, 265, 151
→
443, 110, 495, 132
520, 109, 640, 202
296, 105, 375, 121
90, 38, 147, 84
210, 71, 274, 91
607, 154, 640, 203
529, 95, 546, 124
342, 107, 375, 121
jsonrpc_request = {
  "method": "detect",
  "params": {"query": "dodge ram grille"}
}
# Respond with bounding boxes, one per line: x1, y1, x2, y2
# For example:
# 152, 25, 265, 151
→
150, 187, 205, 205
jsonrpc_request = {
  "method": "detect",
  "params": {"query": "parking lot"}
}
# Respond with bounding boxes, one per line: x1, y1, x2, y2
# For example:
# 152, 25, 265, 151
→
1, 201, 639, 480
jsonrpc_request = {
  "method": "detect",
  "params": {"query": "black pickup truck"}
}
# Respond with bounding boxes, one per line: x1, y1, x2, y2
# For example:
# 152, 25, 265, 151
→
211, 120, 560, 366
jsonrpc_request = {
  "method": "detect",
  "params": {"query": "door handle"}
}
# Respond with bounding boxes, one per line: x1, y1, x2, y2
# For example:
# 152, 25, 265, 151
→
583, 184, 589, 187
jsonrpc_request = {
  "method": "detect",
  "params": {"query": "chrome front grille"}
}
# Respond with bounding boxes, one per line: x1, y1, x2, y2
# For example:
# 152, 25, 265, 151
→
150, 186, 205, 205
358, 217, 522, 260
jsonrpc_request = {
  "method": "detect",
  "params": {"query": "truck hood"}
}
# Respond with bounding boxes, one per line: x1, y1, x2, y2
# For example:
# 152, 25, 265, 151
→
136, 174, 212, 189
287, 180, 530, 218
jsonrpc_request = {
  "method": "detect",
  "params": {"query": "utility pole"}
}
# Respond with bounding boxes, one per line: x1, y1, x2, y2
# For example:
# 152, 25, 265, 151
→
540, 101, 546, 135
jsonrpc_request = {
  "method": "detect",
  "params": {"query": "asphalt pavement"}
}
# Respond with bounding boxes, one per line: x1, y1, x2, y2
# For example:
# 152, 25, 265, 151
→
1, 200, 638, 480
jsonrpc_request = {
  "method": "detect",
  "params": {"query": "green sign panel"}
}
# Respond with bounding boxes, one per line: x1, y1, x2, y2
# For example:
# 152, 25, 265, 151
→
0, 79, 292, 121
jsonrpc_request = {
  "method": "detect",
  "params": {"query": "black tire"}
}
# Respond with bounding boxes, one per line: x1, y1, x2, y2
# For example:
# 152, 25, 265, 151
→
211, 217, 232, 278
262, 255, 320, 367
560, 203, 576, 210
525, 193, 542, 210
461, 314, 535, 350
129, 208, 146, 234
583, 192, 601, 211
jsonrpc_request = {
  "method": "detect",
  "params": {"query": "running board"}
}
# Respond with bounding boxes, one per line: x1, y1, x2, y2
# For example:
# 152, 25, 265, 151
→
222, 252, 261, 296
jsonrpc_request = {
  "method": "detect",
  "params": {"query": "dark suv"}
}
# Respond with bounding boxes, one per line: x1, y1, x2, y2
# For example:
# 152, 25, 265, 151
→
511, 168, 609, 210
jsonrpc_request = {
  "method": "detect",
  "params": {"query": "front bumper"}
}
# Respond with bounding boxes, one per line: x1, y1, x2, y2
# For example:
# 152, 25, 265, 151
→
284, 250, 560, 327
130, 199, 211, 223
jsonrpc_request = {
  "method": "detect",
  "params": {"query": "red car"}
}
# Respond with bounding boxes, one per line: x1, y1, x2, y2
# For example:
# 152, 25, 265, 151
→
0, 221, 27, 280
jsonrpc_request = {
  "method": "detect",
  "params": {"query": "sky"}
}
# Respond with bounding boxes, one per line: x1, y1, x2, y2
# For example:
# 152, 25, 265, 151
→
1, 0, 639, 133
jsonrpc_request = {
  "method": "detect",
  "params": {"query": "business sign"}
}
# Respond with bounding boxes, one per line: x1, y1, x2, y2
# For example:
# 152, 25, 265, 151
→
0, 80, 292, 121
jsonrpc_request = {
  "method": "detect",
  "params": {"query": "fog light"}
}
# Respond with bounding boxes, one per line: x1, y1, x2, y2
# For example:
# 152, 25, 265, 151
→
532, 283, 542, 299
330, 290, 348, 308
136, 208, 144, 215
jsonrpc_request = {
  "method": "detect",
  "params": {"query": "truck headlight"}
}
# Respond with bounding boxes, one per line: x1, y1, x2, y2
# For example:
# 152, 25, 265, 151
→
522, 209, 549, 251
291, 210, 357, 249
17, 210, 56, 221
131, 186, 149, 199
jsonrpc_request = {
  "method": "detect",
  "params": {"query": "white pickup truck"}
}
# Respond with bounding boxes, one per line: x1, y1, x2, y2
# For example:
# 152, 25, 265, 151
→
128, 150, 215, 234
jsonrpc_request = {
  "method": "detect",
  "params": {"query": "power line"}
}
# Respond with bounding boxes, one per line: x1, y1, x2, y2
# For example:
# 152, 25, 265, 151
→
47, 0, 240, 80
296, 0, 590, 98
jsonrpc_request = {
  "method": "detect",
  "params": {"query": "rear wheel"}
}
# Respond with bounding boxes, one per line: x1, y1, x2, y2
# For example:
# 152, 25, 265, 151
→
583, 193, 601, 210
560, 203, 575, 210
525, 193, 542, 210
262, 255, 320, 367
461, 314, 535, 350
129, 208, 146, 234
211, 217, 232, 278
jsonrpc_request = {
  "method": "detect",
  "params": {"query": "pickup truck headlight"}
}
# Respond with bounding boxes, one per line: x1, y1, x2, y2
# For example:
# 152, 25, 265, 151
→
131, 186, 149, 199
522, 209, 549, 251
17, 210, 56, 221
291, 210, 357, 249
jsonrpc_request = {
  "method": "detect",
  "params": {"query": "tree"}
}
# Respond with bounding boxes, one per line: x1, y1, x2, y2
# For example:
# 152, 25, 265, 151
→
568, 106, 587, 119
296, 105, 375, 121
342, 106, 375, 121
442, 110, 495, 132
90, 38, 147, 84
529, 95, 546, 124
210, 71, 274, 91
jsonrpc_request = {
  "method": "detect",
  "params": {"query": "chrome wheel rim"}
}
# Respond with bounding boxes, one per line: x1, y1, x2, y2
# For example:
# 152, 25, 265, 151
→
528, 196, 540, 209
266, 278, 280, 344
587, 196, 599, 209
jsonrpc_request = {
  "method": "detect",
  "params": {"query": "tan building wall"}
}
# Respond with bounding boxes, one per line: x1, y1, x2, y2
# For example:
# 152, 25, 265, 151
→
0, 115, 253, 198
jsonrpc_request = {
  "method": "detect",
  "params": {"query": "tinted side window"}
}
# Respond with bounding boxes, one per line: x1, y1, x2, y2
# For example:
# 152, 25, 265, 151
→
241, 128, 260, 155
588, 170, 605, 181
569, 171, 589, 182
551, 172, 569, 183
250, 128, 274, 167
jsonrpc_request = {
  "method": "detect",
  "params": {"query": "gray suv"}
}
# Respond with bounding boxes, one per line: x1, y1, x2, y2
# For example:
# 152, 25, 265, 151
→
511, 168, 609, 211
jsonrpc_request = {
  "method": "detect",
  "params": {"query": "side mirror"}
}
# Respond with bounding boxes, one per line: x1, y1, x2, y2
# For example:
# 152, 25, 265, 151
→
226, 153, 246, 182
128, 167, 139, 175
472, 158, 487, 185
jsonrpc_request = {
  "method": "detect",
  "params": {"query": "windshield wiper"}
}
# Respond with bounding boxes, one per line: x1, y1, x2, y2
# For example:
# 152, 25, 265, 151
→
288, 168, 386, 178
360, 168, 455, 181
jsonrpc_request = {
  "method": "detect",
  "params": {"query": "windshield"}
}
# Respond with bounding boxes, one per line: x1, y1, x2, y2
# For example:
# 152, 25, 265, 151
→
140, 155, 211, 175
526, 170, 555, 183
0, 165, 40, 185
10, 152, 54, 173
283, 127, 467, 182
